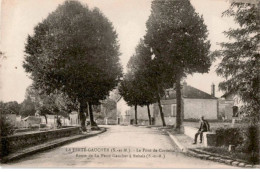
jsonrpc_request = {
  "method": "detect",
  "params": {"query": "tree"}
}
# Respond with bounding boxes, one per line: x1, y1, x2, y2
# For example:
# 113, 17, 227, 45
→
4, 101, 20, 114
145, 0, 211, 129
119, 73, 141, 125
19, 97, 36, 117
213, 2, 260, 123
127, 39, 173, 126
23, 1, 122, 131
0, 101, 20, 115
25, 85, 75, 123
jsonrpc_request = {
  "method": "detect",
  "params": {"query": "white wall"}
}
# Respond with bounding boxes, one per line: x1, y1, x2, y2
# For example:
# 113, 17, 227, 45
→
128, 105, 154, 120
183, 99, 218, 120
117, 98, 130, 120
155, 116, 176, 126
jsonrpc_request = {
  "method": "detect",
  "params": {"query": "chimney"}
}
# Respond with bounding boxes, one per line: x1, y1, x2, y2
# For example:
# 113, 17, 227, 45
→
211, 83, 215, 97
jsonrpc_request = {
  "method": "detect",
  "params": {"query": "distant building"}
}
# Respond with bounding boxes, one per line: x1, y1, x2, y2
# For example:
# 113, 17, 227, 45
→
153, 82, 218, 125
117, 82, 227, 126
126, 105, 154, 125
69, 111, 80, 126
116, 97, 131, 125
219, 92, 242, 119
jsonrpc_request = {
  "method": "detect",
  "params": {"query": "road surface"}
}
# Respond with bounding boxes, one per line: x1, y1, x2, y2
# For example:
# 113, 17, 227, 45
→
4, 125, 235, 168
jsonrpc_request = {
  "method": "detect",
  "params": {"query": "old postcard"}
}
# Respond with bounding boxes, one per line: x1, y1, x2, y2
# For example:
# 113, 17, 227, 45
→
0, 0, 259, 168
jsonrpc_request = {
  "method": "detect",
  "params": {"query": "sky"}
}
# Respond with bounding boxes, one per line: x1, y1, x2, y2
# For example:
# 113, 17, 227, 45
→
0, 0, 237, 103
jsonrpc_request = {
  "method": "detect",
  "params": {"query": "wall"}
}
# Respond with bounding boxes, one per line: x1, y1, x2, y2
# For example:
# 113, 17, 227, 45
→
117, 98, 130, 123
183, 126, 216, 147
154, 116, 176, 126
128, 105, 154, 120
153, 99, 177, 126
183, 99, 218, 120
218, 99, 234, 120
1, 127, 80, 156
69, 112, 79, 126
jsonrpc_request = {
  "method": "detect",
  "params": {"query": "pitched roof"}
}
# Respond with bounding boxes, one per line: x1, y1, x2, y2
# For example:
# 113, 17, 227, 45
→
163, 83, 217, 100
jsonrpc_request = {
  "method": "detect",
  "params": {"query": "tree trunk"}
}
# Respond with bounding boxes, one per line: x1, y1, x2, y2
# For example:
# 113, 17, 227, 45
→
176, 75, 182, 130
88, 102, 97, 127
157, 93, 166, 126
134, 104, 138, 125
43, 114, 48, 124
147, 104, 151, 125
88, 102, 100, 131
78, 102, 86, 131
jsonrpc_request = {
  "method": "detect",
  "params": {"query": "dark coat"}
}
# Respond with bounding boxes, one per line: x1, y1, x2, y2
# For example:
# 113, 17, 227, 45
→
199, 120, 210, 131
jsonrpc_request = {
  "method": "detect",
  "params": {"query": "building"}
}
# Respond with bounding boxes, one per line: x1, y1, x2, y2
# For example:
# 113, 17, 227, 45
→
153, 82, 218, 125
116, 97, 131, 124
117, 82, 226, 126
126, 105, 154, 125
218, 92, 241, 120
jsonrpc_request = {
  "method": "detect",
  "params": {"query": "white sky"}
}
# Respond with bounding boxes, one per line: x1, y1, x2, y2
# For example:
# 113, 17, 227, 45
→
0, 0, 236, 103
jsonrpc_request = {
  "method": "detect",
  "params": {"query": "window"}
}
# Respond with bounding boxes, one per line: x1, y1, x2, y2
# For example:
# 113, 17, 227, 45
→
171, 104, 176, 117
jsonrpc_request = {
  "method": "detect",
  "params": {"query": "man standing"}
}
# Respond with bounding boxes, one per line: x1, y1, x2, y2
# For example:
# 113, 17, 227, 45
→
193, 116, 210, 144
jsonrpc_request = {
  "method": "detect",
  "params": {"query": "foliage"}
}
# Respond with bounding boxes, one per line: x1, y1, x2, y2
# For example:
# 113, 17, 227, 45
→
23, 1, 122, 129
0, 115, 15, 137
118, 73, 142, 107
215, 125, 259, 164
93, 98, 117, 120
145, 0, 211, 128
19, 97, 36, 117
0, 101, 20, 115
26, 85, 75, 118
213, 2, 260, 122
128, 39, 173, 105
145, 0, 211, 77
215, 127, 244, 147
123, 39, 175, 126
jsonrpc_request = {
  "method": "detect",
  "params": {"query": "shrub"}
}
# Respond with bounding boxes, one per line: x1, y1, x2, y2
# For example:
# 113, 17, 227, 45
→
215, 127, 244, 147
215, 125, 259, 164
0, 115, 15, 137
0, 115, 15, 158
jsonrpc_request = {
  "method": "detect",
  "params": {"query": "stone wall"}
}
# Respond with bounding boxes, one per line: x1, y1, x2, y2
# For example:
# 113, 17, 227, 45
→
183, 126, 216, 147
1, 127, 80, 156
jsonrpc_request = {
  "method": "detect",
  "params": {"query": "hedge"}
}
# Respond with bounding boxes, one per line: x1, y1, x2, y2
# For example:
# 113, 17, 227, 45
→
215, 125, 259, 163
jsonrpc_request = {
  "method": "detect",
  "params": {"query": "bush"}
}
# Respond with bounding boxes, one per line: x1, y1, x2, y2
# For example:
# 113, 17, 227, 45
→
215, 125, 259, 164
0, 115, 15, 137
215, 127, 244, 147
0, 115, 15, 158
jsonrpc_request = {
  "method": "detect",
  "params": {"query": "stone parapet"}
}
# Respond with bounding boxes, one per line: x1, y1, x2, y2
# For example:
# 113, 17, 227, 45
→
1, 126, 80, 156
183, 126, 216, 147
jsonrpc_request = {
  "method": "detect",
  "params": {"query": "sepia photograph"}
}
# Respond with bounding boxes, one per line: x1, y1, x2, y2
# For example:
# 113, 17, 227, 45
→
0, 0, 259, 168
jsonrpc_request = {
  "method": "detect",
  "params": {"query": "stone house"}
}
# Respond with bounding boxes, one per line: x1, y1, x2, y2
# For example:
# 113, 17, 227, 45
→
126, 105, 154, 125
153, 82, 218, 125
117, 82, 226, 126
218, 92, 241, 119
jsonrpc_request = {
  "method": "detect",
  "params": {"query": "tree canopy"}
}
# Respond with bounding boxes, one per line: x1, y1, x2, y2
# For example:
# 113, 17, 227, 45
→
23, 1, 122, 130
25, 85, 74, 123
145, 0, 211, 129
19, 97, 36, 117
0, 101, 20, 115
214, 2, 260, 122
